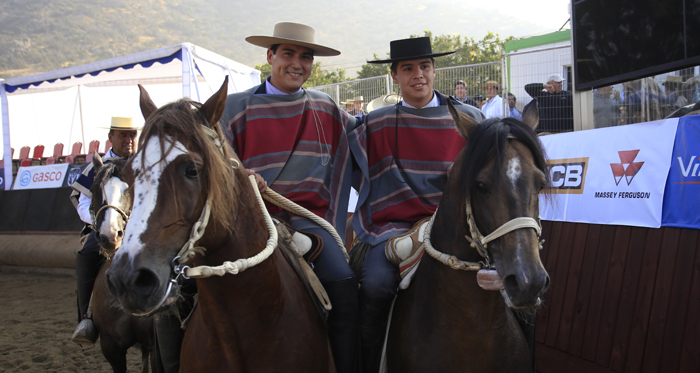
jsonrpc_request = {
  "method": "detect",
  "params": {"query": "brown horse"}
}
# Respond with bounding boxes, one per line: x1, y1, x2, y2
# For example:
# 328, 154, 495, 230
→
385, 101, 550, 372
105, 79, 334, 372
89, 154, 155, 373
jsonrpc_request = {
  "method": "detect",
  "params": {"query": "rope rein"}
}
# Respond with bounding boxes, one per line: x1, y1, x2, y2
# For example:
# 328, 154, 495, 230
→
176, 175, 279, 279
262, 188, 349, 260
423, 202, 544, 271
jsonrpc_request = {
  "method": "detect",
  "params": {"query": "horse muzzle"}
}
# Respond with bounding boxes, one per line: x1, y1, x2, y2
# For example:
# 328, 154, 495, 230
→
105, 252, 179, 315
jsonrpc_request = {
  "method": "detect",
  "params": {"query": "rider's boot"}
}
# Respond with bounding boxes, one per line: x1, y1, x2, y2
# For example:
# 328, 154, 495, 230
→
71, 250, 102, 345
359, 290, 394, 373
325, 277, 360, 373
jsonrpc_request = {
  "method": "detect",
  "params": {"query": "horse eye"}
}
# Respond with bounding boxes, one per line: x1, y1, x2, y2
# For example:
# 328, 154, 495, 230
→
185, 166, 199, 178
476, 182, 488, 192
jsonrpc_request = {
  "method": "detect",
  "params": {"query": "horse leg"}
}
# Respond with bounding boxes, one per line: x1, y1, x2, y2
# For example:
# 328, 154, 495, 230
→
99, 333, 127, 373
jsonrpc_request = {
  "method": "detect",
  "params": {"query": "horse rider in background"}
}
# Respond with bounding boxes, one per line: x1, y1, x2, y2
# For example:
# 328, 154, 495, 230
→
70, 117, 138, 344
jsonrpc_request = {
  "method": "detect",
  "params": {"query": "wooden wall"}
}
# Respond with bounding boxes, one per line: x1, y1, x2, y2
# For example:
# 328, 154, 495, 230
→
535, 221, 700, 373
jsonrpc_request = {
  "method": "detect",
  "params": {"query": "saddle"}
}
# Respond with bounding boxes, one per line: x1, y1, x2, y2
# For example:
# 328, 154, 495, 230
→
385, 217, 431, 289
274, 220, 332, 319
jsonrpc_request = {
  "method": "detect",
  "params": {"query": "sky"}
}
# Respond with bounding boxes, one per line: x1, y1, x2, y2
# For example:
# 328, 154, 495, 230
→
226, 0, 572, 76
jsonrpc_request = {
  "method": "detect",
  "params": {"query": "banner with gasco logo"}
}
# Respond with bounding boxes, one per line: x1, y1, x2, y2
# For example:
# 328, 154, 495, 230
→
14, 164, 70, 190
662, 115, 700, 229
539, 118, 678, 228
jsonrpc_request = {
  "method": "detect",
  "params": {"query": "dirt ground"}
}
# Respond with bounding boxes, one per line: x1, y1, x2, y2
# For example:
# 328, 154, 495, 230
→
0, 270, 143, 372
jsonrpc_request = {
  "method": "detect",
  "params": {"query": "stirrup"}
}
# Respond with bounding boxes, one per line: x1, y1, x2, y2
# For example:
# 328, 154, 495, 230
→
71, 319, 98, 345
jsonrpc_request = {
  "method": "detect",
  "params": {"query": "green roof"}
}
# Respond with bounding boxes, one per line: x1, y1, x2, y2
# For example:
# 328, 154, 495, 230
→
505, 30, 571, 53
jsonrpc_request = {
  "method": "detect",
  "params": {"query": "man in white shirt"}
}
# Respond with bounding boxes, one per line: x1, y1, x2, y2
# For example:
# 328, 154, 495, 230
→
70, 116, 138, 345
481, 80, 505, 119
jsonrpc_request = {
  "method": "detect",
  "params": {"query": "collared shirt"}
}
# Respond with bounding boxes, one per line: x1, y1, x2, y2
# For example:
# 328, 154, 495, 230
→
77, 148, 120, 224
509, 107, 523, 120
482, 94, 504, 119
401, 91, 440, 109
265, 77, 303, 95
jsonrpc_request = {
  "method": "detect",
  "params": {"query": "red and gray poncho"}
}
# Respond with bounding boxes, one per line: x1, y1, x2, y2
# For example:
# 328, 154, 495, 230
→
220, 84, 357, 235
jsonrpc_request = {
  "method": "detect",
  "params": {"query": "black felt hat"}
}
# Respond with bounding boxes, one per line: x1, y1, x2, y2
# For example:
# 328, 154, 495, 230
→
367, 37, 455, 64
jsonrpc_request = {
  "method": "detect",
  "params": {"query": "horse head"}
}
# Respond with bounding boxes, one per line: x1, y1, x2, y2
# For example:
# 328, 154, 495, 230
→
106, 77, 238, 315
440, 100, 550, 309
90, 153, 130, 256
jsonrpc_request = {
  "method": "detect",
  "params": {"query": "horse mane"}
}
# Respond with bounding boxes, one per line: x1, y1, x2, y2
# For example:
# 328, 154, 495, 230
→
455, 117, 549, 194
136, 98, 238, 234
91, 158, 127, 198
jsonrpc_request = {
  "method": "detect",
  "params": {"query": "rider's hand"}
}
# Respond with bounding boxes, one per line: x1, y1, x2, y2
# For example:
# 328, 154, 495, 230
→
248, 170, 268, 192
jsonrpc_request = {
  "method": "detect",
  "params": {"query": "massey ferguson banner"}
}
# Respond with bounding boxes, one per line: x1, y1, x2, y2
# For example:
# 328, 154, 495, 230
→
662, 116, 700, 229
13, 163, 70, 190
539, 118, 679, 228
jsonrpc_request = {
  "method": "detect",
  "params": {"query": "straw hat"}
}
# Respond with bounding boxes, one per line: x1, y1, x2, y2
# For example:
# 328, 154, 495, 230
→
246, 22, 340, 56
353, 96, 364, 102
99, 117, 141, 130
341, 98, 355, 105
482, 80, 501, 89
366, 94, 402, 112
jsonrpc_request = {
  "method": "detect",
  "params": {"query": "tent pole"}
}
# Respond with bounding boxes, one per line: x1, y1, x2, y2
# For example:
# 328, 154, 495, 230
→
182, 44, 192, 99
78, 85, 86, 151
1, 82, 12, 190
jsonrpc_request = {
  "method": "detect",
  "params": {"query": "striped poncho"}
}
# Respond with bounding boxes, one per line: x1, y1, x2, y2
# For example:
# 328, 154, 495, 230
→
349, 93, 484, 246
220, 84, 356, 234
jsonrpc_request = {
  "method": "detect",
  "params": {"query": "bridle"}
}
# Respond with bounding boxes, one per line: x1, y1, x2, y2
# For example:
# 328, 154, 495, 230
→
91, 177, 131, 259
133, 125, 279, 316
423, 202, 543, 272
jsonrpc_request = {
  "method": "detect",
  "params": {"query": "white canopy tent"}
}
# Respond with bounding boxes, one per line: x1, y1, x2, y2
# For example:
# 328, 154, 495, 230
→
0, 43, 260, 190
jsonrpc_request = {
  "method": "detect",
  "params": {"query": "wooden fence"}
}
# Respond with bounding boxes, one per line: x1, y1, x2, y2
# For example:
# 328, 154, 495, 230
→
536, 221, 700, 373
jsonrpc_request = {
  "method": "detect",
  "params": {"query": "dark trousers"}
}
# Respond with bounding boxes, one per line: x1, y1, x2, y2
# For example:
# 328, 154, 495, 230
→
76, 231, 103, 320
358, 240, 399, 373
296, 224, 359, 373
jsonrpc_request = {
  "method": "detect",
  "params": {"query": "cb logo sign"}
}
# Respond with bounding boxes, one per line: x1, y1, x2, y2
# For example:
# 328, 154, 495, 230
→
546, 157, 589, 194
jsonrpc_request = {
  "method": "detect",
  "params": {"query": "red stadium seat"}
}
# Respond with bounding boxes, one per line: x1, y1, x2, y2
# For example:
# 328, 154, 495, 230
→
18, 146, 30, 160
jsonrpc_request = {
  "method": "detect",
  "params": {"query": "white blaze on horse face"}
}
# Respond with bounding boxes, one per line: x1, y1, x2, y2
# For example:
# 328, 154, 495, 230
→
506, 157, 522, 188
100, 176, 129, 243
118, 136, 188, 260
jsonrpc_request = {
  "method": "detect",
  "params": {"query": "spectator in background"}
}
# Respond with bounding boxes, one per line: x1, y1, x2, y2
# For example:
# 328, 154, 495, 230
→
525, 74, 573, 132
593, 85, 621, 128
454, 79, 479, 108
681, 75, 700, 104
343, 98, 355, 113
348, 95, 367, 119
662, 75, 688, 116
507, 92, 522, 120
473, 94, 485, 109
481, 80, 504, 119
619, 77, 665, 124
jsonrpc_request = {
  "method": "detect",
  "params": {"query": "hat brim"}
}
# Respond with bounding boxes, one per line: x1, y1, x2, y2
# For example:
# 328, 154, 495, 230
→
246, 36, 340, 57
367, 51, 455, 64
97, 126, 142, 130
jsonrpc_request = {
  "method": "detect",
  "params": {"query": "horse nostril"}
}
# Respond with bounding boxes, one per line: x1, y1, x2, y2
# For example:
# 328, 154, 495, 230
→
117, 230, 124, 238
99, 234, 109, 243
541, 275, 551, 294
503, 274, 520, 295
132, 269, 159, 297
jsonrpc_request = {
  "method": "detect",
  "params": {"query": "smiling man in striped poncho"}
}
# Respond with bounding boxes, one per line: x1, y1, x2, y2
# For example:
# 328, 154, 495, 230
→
349, 37, 484, 372
219, 22, 360, 373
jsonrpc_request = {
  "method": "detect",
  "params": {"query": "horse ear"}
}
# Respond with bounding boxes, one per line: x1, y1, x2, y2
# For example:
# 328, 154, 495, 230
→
200, 76, 229, 127
138, 84, 158, 121
93, 151, 103, 171
521, 100, 540, 131
447, 99, 478, 139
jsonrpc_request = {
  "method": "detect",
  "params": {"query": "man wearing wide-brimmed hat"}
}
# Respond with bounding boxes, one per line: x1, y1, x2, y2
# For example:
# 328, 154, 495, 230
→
349, 36, 484, 372
219, 22, 359, 373
481, 80, 505, 119
70, 116, 139, 345
348, 95, 367, 118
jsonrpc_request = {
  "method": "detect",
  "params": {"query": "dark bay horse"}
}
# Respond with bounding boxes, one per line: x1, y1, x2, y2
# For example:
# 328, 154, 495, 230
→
386, 101, 550, 372
89, 154, 155, 373
105, 79, 334, 372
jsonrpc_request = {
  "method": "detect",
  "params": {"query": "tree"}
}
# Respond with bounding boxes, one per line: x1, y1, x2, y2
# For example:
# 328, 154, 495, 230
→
357, 30, 515, 75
